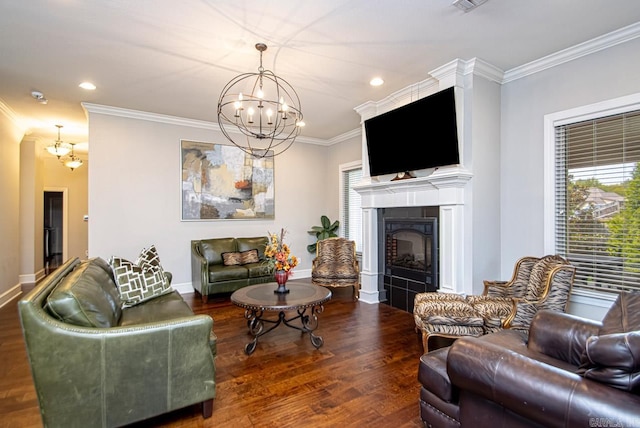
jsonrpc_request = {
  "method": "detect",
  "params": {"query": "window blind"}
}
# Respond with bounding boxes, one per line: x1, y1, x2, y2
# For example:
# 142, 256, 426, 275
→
342, 168, 363, 252
555, 110, 640, 294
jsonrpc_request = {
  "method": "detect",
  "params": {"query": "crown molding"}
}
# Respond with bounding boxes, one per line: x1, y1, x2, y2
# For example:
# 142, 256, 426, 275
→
464, 58, 505, 84
0, 98, 26, 131
503, 21, 640, 83
82, 103, 219, 130
326, 127, 362, 146
81, 103, 328, 146
429, 59, 467, 88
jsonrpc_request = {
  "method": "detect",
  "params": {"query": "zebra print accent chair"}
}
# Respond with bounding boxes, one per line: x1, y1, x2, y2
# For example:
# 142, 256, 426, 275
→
414, 255, 576, 352
311, 237, 360, 300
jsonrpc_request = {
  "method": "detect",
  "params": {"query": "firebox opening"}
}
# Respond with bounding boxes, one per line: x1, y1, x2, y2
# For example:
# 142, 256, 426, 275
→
380, 212, 438, 313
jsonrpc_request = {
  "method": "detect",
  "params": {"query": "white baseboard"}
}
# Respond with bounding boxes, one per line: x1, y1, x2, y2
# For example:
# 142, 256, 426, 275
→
19, 273, 37, 284
358, 289, 380, 305
0, 283, 22, 309
172, 282, 193, 295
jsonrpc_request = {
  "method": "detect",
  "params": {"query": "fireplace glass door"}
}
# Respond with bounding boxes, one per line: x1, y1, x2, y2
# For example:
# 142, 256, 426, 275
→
383, 218, 438, 312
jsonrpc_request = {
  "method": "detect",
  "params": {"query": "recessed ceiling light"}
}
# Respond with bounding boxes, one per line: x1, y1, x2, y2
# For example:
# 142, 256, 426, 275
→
370, 77, 384, 87
79, 82, 96, 90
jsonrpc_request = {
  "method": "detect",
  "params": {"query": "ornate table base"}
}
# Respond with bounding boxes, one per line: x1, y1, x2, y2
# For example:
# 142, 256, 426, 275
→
243, 305, 325, 355
230, 282, 332, 355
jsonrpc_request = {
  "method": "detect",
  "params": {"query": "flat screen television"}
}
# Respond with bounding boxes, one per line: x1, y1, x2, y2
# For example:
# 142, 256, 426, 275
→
364, 86, 459, 177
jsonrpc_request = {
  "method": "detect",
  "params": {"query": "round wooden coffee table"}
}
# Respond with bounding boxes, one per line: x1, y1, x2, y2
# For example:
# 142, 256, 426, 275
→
230, 282, 332, 355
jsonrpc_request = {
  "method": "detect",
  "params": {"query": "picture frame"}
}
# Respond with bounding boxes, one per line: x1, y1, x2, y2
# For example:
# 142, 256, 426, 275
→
180, 140, 275, 220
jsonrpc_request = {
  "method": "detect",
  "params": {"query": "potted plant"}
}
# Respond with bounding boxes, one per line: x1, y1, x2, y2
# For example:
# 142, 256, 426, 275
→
307, 215, 339, 253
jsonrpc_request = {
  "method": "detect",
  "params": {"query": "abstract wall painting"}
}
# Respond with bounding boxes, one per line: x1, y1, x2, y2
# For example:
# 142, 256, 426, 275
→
181, 140, 275, 220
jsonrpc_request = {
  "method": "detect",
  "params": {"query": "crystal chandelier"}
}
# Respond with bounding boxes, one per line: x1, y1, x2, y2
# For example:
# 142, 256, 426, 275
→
46, 125, 71, 158
217, 43, 304, 158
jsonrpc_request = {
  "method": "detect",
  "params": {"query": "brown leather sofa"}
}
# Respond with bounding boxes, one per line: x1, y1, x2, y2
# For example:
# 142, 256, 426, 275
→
419, 292, 640, 427
191, 236, 272, 302
19, 257, 216, 428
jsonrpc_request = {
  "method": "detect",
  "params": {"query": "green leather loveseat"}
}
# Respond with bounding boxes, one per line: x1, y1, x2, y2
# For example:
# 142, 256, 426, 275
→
18, 257, 216, 428
191, 236, 273, 302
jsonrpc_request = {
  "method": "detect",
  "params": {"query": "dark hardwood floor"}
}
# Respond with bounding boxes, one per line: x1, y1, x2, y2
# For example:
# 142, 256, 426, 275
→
0, 284, 425, 428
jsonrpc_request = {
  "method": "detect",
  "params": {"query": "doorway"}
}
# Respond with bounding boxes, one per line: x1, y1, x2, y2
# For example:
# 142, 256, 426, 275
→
44, 190, 65, 275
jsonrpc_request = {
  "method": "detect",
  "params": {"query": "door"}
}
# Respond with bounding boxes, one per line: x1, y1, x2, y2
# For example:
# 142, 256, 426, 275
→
44, 191, 64, 275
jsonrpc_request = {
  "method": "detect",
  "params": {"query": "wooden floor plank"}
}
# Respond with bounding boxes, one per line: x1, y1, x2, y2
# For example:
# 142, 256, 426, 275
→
0, 285, 424, 427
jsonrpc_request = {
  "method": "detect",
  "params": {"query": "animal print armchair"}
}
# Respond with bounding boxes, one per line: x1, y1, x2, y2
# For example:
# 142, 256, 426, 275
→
311, 237, 360, 300
413, 255, 576, 352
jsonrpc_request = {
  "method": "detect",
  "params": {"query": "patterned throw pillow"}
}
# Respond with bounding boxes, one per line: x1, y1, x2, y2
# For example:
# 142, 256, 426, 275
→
240, 249, 259, 265
222, 252, 242, 266
110, 245, 172, 308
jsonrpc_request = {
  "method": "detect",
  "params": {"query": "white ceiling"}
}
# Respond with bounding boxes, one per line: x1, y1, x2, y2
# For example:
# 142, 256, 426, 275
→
2, 0, 640, 152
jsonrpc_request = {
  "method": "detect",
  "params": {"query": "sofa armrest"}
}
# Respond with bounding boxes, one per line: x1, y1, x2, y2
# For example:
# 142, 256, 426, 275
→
528, 310, 602, 366
447, 336, 640, 428
191, 241, 210, 295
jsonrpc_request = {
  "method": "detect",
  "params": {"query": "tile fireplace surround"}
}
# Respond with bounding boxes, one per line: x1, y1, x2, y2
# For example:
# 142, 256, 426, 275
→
354, 166, 473, 305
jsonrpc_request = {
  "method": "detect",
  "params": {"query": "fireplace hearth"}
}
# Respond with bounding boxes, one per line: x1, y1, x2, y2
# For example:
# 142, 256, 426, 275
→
382, 216, 438, 312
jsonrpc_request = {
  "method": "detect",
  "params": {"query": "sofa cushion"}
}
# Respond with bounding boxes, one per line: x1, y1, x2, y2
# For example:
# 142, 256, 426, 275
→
585, 332, 640, 370
245, 262, 272, 278
222, 252, 242, 266
579, 291, 640, 392
119, 291, 194, 326
236, 237, 268, 259
110, 246, 172, 308
208, 264, 249, 282
201, 238, 237, 266
46, 257, 122, 327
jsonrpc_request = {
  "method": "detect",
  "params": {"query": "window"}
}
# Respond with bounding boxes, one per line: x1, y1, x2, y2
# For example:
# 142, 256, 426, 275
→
549, 99, 640, 295
340, 162, 362, 252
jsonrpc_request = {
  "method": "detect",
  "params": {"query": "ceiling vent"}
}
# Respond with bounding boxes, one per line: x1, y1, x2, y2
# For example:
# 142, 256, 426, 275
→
453, 0, 487, 12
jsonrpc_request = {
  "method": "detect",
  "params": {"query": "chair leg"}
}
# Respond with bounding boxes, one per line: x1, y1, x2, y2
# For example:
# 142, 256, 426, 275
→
421, 331, 429, 353
202, 398, 213, 418
195, 289, 209, 303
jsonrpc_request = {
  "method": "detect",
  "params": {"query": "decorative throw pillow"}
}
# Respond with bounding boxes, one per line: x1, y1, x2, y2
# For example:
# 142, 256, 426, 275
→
110, 245, 172, 308
240, 249, 259, 265
222, 252, 242, 266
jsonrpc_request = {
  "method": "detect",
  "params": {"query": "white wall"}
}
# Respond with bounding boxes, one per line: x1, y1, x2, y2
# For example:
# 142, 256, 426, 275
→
19, 139, 43, 283
87, 109, 330, 290
0, 112, 24, 307
468, 74, 502, 291
500, 37, 640, 319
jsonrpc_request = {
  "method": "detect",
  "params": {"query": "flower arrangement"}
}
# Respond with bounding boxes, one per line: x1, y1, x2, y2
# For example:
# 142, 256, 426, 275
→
264, 228, 299, 272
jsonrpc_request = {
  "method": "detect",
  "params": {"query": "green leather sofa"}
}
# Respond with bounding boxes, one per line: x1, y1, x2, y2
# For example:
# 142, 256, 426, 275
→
18, 257, 216, 428
191, 236, 273, 302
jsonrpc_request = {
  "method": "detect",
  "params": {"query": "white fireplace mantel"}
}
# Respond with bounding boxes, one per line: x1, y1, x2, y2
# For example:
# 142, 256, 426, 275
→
355, 166, 472, 208
354, 166, 473, 304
